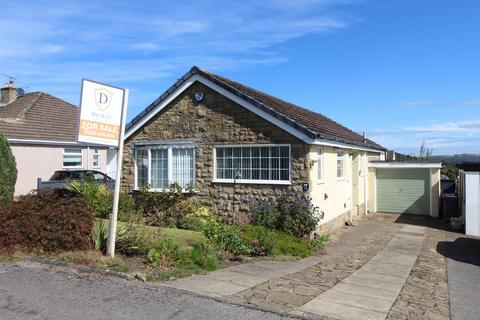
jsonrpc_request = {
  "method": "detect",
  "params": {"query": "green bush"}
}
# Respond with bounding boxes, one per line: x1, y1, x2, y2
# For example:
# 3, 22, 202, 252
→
249, 195, 320, 238
189, 241, 218, 270
68, 182, 111, 217
310, 234, 329, 251
0, 190, 93, 252
202, 221, 249, 256
147, 238, 186, 267
91, 219, 109, 251
68, 182, 142, 222
180, 206, 216, 231
236, 224, 313, 258
0, 132, 17, 205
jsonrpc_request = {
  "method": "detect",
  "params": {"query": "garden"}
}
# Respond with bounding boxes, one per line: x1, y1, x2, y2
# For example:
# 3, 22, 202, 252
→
0, 135, 328, 281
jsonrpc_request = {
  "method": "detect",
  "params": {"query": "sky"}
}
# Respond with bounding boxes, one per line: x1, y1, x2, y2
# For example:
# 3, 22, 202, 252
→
1, 0, 479, 155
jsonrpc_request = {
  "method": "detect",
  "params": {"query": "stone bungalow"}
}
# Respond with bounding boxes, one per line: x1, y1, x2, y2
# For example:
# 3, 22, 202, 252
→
122, 67, 386, 229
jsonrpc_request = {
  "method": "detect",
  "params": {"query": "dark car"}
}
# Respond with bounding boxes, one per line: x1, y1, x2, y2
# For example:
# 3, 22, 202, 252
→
37, 170, 115, 191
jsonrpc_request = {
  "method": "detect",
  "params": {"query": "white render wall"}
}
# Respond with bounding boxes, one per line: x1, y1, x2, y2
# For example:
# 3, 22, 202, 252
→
10, 144, 109, 196
307, 146, 378, 226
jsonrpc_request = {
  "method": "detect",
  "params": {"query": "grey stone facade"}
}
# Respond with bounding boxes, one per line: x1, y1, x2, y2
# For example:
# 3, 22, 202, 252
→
122, 82, 310, 220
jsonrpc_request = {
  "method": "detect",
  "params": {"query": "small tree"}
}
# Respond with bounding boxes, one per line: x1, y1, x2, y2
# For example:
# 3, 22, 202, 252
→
419, 141, 433, 158
0, 132, 17, 205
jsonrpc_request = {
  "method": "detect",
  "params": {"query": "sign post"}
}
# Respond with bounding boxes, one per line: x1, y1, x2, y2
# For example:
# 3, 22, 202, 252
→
77, 79, 128, 258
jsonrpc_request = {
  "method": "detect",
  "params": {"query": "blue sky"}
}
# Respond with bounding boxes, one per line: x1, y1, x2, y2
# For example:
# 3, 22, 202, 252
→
1, 0, 479, 155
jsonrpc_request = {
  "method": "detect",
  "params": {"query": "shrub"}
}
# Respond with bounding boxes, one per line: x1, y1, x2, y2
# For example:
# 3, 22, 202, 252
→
310, 234, 329, 251
275, 196, 320, 238
202, 221, 249, 256
68, 182, 111, 218
91, 219, 109, 251
250, 199, 277, 230
0, 190, 93, 252
0, 132, 17, 205
180, 206, 216, 231
249, 195, 320, 238
189, 241, 218, 270
135, 183, 195, 227
147, 238, 186, 267
68, 182, 142, 222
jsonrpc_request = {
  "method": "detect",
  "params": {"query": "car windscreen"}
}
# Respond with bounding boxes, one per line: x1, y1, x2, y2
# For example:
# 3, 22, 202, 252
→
50, 171, 68, 181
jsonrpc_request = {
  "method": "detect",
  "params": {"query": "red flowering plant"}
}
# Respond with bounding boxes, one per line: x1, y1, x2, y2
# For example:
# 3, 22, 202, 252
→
250, 238, 268, 256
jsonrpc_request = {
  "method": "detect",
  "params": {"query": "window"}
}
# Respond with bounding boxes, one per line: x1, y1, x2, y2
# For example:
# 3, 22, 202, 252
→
135, 147, 195, 190
92, 149, 100, 167
337, 150, 345, 179
214, 145, 290, 184
63, 148, 82, 167
317, 147, 323, 182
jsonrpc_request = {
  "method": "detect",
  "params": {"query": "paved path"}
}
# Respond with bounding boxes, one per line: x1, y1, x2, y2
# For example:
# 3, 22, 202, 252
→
294, 225, 425, 320
445, 236, 480, 320
0, 262, 294, 320
161, 256, 323, 297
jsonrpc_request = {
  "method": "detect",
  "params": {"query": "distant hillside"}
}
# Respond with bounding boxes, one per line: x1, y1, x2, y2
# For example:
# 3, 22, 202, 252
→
394, 152, 480, 165
428, 154, 480, 165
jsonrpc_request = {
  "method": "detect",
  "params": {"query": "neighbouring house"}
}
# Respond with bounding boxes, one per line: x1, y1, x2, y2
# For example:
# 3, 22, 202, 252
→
458, 163, 480, 237
122, 66, 387, 230
0, 82, 117, 196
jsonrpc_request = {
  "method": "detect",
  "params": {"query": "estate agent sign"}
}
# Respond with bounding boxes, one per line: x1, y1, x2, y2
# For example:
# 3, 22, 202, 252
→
78, 79, 127, 147
78, 79, 129, 258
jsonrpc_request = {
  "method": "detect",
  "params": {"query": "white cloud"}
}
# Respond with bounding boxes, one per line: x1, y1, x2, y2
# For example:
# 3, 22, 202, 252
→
405, 120, 480, 134
462, 99, 480, 106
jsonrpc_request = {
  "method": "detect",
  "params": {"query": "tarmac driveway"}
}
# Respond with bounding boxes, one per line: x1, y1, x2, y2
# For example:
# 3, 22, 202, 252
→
438, 236, 480, 320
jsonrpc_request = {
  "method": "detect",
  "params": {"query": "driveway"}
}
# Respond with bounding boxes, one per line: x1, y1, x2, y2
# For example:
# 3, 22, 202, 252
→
0, 262, 293, 320
2, 213, 473, 320
438, 236, 480, 320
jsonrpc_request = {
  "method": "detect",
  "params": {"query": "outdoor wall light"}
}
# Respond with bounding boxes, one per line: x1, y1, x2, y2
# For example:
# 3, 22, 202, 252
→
194, 92, 204, 105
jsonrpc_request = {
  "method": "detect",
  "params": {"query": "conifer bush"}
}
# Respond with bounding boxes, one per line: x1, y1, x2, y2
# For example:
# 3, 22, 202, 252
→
0, 132, 17, 205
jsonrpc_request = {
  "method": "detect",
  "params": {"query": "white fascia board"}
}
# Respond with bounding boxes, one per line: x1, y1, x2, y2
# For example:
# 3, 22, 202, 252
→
7, 138, 110, 148
124, 74, 313, 142
369, 162, 443, 169
8, 139, 80, 146
311, 139, 384, 153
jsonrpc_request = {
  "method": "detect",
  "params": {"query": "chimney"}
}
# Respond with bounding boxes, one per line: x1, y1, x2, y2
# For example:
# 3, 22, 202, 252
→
0, 81, 18, 105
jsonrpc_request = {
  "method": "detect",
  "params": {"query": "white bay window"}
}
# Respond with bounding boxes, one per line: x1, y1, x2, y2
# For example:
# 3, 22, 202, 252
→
214, 145, 290, 184
135, 146, 195, 190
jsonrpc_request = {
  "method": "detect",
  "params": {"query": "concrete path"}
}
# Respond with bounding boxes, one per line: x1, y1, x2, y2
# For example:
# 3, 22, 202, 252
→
445, 237, 480, 320
161, 256, 323, 298
294, 225, 425, 320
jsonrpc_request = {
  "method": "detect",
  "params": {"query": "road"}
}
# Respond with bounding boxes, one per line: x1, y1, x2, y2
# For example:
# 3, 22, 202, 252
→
0, 262, 294, 320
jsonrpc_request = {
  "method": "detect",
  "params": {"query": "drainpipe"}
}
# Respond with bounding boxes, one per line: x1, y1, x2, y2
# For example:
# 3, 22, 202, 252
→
364, 151, 368, 215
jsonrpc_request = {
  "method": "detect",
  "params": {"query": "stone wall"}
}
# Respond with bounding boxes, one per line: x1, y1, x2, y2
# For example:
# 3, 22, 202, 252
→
122, 81, 310, 221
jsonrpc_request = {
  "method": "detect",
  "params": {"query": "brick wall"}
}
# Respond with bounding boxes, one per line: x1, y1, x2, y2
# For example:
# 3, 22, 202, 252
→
123, 81, 310, 220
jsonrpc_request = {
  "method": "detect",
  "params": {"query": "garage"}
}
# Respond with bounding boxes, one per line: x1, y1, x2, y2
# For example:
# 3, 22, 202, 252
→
369, 162, 442, 217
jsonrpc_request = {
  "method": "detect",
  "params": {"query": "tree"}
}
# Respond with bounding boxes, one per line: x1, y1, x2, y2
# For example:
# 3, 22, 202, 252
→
419, 141, 433, 158
0, 132, 17, 205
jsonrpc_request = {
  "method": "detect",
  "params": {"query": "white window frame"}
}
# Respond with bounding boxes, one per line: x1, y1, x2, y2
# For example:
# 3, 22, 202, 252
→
212, 144, 291, 185
337, 150, 345, 180
317, 147, 324, 184
92, 149, 100, 168
63, 148, 83, 168
134, 145, 195, 191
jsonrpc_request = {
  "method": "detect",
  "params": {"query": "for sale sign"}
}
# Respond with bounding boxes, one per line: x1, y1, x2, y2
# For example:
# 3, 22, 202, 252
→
77, 79, 127, 147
